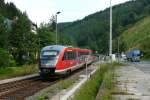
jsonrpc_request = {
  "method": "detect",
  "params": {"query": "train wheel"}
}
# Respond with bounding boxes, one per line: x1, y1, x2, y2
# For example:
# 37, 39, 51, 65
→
66, 69, 71, 76
40, 73, 45, 79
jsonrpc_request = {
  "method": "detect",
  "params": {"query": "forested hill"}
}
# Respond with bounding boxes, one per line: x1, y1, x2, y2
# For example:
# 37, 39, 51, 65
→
59, 0, 150, 54
120, 16, 150, 59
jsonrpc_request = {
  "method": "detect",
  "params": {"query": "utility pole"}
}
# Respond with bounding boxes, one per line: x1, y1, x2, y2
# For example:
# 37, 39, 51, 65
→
55, 11, 61, 45
109, 0, 112, 56
55, 12, 61, 100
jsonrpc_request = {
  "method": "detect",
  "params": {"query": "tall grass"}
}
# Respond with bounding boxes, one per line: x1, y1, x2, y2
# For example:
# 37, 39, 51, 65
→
73, 63, 123, 100
0, 64, 38, 80
73, 63, 113, 100
100, 70, 115, 100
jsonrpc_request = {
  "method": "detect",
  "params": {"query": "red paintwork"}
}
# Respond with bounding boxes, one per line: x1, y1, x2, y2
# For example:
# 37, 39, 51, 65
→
39, 46, 94, 75
55, 47, 93, 72
56, 48, 78, 71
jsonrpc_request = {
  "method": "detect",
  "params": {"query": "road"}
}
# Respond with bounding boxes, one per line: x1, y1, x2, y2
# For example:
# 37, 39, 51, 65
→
131, 61, 150, 74
114, 61, 150, 100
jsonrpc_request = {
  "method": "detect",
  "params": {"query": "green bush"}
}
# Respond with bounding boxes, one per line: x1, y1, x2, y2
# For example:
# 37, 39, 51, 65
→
0, 48, 16, 68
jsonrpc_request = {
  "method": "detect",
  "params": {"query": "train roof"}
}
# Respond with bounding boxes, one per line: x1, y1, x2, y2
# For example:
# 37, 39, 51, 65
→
41, 45, 77, 51
41, 45, 92, 52
41, 45, 67, 52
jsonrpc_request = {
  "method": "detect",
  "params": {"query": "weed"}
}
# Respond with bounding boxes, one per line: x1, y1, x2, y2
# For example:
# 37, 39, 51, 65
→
0, 64, 38, 80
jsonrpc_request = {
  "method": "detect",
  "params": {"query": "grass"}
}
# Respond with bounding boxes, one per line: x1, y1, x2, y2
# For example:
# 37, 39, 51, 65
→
59, 76, 78, 90
38, 94, 49, 100
100, 70, 115, 100
73, 63, 112, 100
73, 63, 124, 100
98, 62, 124, 100
113, 61, 127, 67
0, 64, 38, 80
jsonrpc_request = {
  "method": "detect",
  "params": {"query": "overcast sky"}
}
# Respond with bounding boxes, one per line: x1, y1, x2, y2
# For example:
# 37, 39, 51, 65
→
5, 0, 130, 25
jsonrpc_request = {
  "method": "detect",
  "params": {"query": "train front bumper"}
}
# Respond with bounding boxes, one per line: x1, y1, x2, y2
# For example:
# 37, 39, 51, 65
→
39, 67, 67, 76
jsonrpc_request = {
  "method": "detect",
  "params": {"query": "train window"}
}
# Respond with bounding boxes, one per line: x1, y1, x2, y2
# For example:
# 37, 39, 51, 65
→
42, 50, 58, 56
63, 52, 68, 60
41, 50, 59, 60
43, 51, 58, 56
63, 52, 76, 60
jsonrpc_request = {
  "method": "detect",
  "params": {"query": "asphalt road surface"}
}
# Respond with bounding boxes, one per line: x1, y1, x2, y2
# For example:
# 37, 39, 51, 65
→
115, 61, 150, 100
129, 61, 150, 74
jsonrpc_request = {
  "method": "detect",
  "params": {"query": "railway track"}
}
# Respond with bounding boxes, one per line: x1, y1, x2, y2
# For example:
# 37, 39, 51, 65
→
0, 63, 95, 100
0, 76, 58, 100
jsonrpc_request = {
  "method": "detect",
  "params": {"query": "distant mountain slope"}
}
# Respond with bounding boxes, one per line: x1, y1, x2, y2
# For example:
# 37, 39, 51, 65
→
59, 0, 150, 53
120, 16, 150, 59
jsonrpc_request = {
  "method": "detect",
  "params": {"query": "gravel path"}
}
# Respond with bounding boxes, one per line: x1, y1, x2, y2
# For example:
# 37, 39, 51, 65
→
115, 62, 150, 100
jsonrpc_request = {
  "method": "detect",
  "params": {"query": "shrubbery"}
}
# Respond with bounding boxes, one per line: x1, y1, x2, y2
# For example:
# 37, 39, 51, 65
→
0, 48, 16, 68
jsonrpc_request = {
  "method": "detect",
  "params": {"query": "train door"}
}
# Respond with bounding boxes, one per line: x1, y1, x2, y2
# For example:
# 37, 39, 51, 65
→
68, 51, 77, 69
62, 51, 69, 70
62, 50, 77, 70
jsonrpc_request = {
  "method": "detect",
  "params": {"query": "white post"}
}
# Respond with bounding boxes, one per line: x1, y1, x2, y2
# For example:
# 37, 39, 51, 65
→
85, 56, 88, 79
99, 55, 101, 65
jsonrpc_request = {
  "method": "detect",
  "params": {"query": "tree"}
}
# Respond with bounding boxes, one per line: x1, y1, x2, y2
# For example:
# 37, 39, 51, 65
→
49, 15, 56, 31
0, 48, 16, 68
0, 1, 38, 65
9, 13, 35, 65
37, 23, 55, 49
0, 14, 9, 49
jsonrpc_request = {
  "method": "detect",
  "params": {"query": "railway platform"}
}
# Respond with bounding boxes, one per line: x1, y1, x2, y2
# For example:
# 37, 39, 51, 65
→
0, 74, 38, 85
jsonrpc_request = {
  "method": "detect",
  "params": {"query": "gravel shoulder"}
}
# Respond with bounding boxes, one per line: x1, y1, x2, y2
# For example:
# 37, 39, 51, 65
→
114, 64, 150, 100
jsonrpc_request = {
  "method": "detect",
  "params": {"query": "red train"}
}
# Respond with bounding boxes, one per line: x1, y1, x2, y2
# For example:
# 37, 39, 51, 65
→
39, 45, 94, 76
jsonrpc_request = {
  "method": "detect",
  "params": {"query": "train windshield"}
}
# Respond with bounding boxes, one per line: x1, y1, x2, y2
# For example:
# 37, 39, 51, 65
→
41, 50, 59, 60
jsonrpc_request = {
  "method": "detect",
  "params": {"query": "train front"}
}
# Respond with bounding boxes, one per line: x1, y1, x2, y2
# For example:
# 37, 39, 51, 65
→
39, 45, 62, 76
